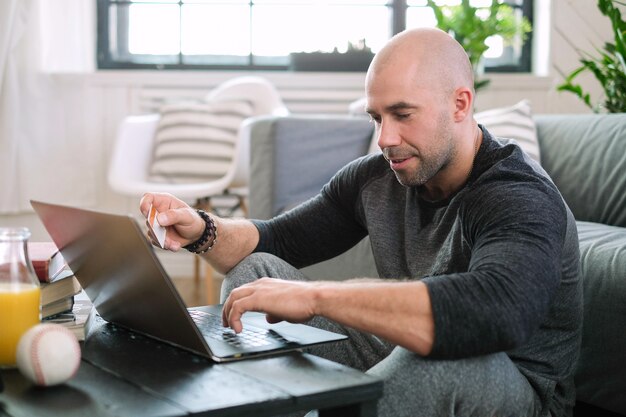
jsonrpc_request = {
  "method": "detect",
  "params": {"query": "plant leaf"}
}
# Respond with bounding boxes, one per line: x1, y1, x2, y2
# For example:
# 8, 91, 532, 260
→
557, 0, 626, 112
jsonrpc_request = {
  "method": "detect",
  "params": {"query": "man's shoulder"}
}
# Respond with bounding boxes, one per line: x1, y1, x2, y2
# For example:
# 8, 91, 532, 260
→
466, 134, 566, 214
477, 133, 554, 189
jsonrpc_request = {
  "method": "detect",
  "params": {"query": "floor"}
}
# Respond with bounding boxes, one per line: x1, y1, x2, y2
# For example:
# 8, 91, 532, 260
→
172, 270, 223, 307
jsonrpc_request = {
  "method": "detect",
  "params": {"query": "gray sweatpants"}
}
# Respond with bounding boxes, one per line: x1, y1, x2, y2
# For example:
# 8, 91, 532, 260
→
222, 253, 542, 417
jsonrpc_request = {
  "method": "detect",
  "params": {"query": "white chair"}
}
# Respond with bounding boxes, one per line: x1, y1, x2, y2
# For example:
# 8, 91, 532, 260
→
107, 76, 288, 302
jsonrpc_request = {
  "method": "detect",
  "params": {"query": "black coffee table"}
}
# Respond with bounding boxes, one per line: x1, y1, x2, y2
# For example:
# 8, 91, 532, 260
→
0, 316, 382, 417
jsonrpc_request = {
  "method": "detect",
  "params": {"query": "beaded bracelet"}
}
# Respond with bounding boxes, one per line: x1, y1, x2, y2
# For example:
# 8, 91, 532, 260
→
183, 210, 217, 254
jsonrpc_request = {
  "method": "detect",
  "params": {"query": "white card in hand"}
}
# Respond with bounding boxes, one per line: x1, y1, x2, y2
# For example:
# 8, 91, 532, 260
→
148, 205, 167, 248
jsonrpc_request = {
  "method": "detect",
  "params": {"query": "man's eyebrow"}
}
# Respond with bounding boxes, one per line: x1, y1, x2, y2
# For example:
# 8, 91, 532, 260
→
386, 102, 417, 112
366, 102, 417, 115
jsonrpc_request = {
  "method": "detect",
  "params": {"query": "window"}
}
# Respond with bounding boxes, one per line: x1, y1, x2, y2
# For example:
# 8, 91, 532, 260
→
97, 0, 532, 72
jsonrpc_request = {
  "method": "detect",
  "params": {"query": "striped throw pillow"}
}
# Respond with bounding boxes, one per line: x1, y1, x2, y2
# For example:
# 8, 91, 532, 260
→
475, 100, 540, 163
149, 100, 254, 184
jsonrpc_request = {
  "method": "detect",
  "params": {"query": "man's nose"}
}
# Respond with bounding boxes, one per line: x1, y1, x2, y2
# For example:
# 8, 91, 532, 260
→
377, 121, 401, 149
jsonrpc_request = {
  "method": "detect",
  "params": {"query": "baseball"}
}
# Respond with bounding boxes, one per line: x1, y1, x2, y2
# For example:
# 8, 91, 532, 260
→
16, 323, 81, 386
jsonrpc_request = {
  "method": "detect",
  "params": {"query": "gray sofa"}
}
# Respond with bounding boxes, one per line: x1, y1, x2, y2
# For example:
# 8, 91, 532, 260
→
246, 113, 626, 416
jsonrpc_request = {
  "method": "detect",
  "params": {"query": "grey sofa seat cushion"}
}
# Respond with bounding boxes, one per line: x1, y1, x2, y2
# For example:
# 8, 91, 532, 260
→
536, 114, 626, 228
574, 221, 626, 415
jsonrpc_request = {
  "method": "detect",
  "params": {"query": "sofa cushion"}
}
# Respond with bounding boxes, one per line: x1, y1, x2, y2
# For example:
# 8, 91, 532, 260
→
475, 100, 540, 163
535, 114, 626, 228
574, 221, 626, 415
149, 100, 253, 184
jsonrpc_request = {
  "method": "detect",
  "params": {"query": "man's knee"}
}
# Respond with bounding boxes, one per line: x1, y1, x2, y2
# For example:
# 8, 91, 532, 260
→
368, 348, 539, 417
221, 253, 271, 301
225, 253, 275, 279
221, 253, 305, 302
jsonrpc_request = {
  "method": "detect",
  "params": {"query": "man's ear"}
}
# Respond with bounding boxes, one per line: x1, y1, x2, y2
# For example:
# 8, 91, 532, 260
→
453, 87, 473, 122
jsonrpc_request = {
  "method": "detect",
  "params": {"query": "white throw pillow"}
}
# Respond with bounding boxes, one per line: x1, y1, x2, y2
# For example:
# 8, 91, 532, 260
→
149, 100, 253, 184
475, 100, 540, 163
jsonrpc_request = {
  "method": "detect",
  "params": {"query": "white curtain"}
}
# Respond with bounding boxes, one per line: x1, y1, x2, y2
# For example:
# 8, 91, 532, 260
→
0, 0, 96, 213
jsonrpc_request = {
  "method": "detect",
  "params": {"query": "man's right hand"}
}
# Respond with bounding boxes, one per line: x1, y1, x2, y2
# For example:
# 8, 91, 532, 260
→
139, 192, 205, 252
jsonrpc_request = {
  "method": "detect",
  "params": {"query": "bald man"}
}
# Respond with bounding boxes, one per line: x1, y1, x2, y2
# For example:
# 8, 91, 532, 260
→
141, 28, 582, 417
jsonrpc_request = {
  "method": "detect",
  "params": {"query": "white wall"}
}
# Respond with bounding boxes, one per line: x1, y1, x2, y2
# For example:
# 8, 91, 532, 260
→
0, 0, 617, 277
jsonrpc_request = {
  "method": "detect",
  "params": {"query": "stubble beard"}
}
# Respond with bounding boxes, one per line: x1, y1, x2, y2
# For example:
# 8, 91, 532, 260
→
391, 115, 456, 188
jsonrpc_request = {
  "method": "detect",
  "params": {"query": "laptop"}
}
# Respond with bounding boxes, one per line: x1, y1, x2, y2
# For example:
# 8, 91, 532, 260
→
31, 200, 347, 362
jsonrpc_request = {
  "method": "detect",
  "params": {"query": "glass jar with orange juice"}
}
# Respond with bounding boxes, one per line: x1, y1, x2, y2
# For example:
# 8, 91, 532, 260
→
0, 227, 41, 368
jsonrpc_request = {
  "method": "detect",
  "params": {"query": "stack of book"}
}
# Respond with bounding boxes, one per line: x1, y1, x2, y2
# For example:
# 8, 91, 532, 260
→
41, 275, 82, 317
43, 291, 94, 341
29, 242, 95, 340
28, 242, 82, 318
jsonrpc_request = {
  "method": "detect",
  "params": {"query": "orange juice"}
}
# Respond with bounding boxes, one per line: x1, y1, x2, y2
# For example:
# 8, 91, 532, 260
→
0, 283, 40, 366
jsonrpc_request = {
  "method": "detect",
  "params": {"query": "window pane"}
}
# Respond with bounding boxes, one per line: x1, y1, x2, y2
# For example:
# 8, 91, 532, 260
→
428, 0, 461, 5
469, 0, 494, 6
98, 0, 530, 71
406, 7, 437, 29
251, 4, 389, 56
252, 0, 386, 4
407, 2, 528, 70
182, 0, 247, 3
128, 4, 180, 55
483, 35, 503, 58
409, 1, 499, 6
181, 4, 250, 56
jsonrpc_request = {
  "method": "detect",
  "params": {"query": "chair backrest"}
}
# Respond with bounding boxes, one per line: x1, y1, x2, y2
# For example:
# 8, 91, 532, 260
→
108, 76, 288, 200
205, 76, 289, 117
108, 114, 160, 196
205, 76, 289, 189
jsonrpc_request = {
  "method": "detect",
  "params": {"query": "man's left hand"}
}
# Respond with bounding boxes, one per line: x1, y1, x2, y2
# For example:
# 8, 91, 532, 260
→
222, 278, 318, 333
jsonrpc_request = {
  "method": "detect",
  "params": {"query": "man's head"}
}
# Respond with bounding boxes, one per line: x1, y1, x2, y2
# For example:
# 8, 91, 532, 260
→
365, 28, 477, 193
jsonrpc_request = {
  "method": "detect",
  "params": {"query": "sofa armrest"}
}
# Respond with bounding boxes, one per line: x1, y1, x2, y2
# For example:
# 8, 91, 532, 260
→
248, 115, 373, 219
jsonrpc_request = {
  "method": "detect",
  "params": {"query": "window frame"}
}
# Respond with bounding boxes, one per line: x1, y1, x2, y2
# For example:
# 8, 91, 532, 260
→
97, 0, 533, 73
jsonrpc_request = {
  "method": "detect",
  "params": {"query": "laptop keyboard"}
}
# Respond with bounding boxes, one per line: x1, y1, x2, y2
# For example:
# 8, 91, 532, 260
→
189, 310, 292, 349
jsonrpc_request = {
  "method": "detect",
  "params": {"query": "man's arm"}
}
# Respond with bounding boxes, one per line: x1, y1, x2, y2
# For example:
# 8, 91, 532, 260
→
221, 171, 569, 359
139, 192, 259, 274
222, 277, 435, 356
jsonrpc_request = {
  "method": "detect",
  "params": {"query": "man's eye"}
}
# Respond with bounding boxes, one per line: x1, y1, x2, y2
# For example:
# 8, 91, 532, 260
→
396, 113, 410, 120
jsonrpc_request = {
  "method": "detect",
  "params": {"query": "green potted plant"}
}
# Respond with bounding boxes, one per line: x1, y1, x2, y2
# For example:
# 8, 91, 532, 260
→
557, 0, 626, 113
427, 0, 532, 91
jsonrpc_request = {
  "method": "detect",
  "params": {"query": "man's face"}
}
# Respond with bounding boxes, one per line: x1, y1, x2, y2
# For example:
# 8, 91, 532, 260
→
365, 66, 457, 188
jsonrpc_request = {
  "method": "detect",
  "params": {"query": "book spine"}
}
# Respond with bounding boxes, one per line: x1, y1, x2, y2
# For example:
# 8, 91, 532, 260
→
28, 242, 59, 283
32, 261, 49, 283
